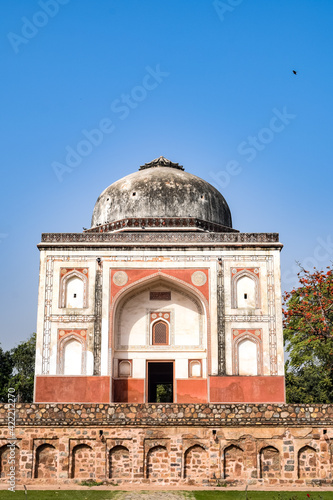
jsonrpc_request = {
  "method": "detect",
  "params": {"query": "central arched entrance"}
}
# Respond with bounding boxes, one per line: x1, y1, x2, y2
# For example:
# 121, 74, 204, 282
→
110, 273, 208, 403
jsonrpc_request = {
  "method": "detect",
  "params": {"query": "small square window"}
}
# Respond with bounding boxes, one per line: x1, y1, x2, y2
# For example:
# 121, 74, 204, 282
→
244, 293, 247, 299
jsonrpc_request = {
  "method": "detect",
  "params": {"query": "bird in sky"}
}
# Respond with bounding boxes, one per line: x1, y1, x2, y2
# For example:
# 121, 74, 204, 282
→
293, 70, 297, 75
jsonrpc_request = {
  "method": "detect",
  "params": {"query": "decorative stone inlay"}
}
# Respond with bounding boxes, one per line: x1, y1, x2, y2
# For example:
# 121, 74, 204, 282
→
217, 259, 225, 375
94, 267, 103, 375
113, 271, 128, 286
191, 271, 207, 286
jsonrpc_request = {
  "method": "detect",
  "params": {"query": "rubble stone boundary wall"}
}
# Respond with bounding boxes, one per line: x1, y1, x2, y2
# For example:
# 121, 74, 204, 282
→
0, 404, 332, 487
0, 403, 332, 426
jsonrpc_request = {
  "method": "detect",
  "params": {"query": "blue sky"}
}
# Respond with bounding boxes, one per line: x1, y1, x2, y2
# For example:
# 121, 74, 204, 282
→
1, 0, 333, 350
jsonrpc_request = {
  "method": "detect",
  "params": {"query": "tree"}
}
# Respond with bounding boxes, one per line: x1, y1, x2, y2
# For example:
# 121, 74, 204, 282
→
0, 345, 14, 402
0, 333, 36, 403
8, 333, 36, 402
283, 266, 333, 403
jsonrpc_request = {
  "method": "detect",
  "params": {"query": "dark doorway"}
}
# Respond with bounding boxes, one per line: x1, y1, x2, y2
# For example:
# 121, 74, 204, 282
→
147, 362, 173, 403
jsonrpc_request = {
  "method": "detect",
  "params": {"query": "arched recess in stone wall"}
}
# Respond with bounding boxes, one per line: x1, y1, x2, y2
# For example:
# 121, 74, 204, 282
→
59, 270, 88, 309
146, 445, 169, 480
109, 445, 131, 479
223, 444, 244, 480
259, 446, 280, 478
0, 444, 19, 479
34, 443, 57, 479
59, 333, 86, 375
231, 270, 260, 309
233, 332, 262, 376
298, 445, 317, 479
71, 444, 94, 479
112, 273, 208, 353
184, 444, 208, 479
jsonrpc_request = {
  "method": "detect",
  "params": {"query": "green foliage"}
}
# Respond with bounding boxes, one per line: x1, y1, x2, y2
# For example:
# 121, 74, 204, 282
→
0, 345, 14, 402
156, 383, 173, 402
283, 266, 333, 403
79, 480, 104, 486
0, 333, 36, 403
9, 332, 36, 402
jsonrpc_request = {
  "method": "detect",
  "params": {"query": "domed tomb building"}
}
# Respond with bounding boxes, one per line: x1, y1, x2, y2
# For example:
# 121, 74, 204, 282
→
34, 157, 285, 403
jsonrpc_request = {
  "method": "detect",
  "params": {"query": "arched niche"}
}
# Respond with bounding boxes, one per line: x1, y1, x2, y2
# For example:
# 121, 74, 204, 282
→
34, 443, 57, 479
0, 444, 20, 479
59, 334, 85, 375
184, 444, 208, 479
231, 270, 260, 309
259, 446, 280, 478
189, 360, 202, 378
146, 445, 168, 479
233, 333, 262, 376
59, 270, 88, 309
118, 360, 132, 377
298, 445, 317, 479
109, 445, 130, 479
112, 275, 207, 351
71, 444, 94, 479
223, 444, 244, 479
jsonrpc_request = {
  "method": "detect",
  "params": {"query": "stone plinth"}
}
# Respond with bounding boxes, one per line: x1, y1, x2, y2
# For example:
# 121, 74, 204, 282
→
0, 403, 332, 487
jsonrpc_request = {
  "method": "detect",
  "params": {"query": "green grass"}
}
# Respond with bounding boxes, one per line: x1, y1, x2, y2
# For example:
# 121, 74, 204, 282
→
0, 492, 332, 500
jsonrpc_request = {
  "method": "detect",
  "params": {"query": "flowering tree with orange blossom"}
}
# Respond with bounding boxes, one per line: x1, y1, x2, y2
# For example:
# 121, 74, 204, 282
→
283, 266, 333, 403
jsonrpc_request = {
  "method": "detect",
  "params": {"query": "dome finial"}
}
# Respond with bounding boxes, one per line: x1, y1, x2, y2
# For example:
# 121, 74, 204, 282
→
139, 156, 184, 171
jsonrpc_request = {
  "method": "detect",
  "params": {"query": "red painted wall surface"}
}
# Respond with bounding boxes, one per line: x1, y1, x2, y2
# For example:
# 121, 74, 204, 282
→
111, 268, 209, 302
209, 376, 285, 403
176, 379, 208, 403
35, 376, 110, 403
113, 378, 145, 403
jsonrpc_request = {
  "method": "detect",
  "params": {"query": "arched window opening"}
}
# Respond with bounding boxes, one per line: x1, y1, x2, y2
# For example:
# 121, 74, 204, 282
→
152, 320, 169, 345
